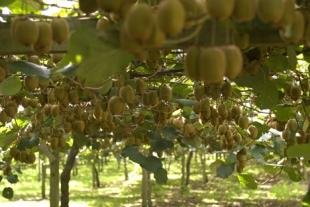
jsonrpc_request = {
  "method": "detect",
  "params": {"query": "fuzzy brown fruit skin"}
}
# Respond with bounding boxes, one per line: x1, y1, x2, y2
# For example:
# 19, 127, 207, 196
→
14, 18, 39, 47
124, 3, 155, 43
51, 17, 70, 44
238, 115, 249, 129
233, 0, 256, 22
257, 0, 285, 24
159, 84, 172, 101
248, 125, 258, 139
185, 46, 200, 80
157, 0, 186, 37
25, 76, 39, 91
206, 0, 235, 20
119, 85, 136, 105
286, 119, 298, 132
180, 0, 205, 20
34, 22, 53, 54
278, 0, 295, 27
198, 47, 226, 84
0, 66, 7, 82
108, 96, 126, 115
223, 45, 243, 80
284, 11, 305, 44
96, 17, 110, 30
96, 0, 122, 13
79, 0, 98, 14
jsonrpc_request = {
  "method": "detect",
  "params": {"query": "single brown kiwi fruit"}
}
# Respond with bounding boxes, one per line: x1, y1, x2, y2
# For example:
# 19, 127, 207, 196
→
289, 84, 301, 101
149, 91, 159, 106
147, 23, 166, 48
72, 120, 86, 133
51, 17, 70, 44
96, 17, 110, 30
159, 84, 172, 101
124, 3, 156, 43
108, 96, 126, 115
198, 47, 226, 84
34, 22, 53, 54
185, 46, 200, 80
238, 115, 249, 129
277, 0, 296, 27
223, 45, 243, 80
79, 0, 98, 14
180, 0, 206, 20
0, 111, 9, 123
119, 85, 136, 105
24, 76, 39, 91
248, 125, 258, 139
286, 118, 298, 132
206, 0, 235, 20
257, 0, 285, 24
5, 102, 18, 118
221, 81, 232, 99
96, 0, 122, 13
157, 0, 186, 37
135, 78, 146, 95
233, 0, 256, 22
14, 17, 39, 47
283, 11, 305, 44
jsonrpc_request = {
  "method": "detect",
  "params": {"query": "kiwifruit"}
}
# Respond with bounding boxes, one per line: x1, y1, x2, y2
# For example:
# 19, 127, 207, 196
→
147, 24, 166, 48
183, 123, 196, 137
96, 0, 122, 12
124, 3, 155, 43
283, 11, 305, 44
185, 46, 200, 80
218, 124, 228, 135
79, 0, 98, 14
192, 101, 201, 114
233, 132, 242, 143
236, 160, 246, 173
0, 111, 9, 123
4, 102, 18, 118
0, 66, 7, 82
51, 104, 60, 117
34, 22, 53, 54
72, 120, 86, 133
25, 152, 36, 164
180, 0, 206, 20
236, 148, 247, 162
233, 0, 256, 22
248, 125, 258, 139
278, 0, 296, 27
238, 115, 249, 129
63, 121, 72, 133
217, 103, 228, 119
289, 85, 301, 101
149, 91, 159, 106
159, 84, 172, 101
135, 78, 146, 95
223, 45, 243, 80
119, 85, 136, 105
96, 17, 110, 30
286, 118, 298, 132
194, 84, 205, 100
69, 90, 80, 104
24, 76, 39, 91
108, 96, 126, 115
142, 92, 151, 106
157, 0, 186, 37
14, 17, 39, 47
206, 0, 235, 20
198, 47, 226, 84
58, 137, 66, 149
257, 0, 285, 24
51, 17, 69, 44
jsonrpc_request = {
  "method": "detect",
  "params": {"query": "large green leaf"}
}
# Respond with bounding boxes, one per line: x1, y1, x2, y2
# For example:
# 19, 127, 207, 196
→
284, 167, 302, 182
216, 163, 235, 178
64, 26, 133, 87
287, 144, 310, 160
0, 0, 13, 7
0, 130, 18, 149
237, 173, 258, 189
0, 75, 22, 96
235, 68, 280, 109
6, 61, 51, 78
273, 106, 296, 122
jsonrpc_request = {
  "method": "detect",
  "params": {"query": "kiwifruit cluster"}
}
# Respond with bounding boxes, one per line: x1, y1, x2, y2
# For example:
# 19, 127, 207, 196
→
11, 16, 70, 52
9, 148, 36, 164
185, 45, 243, 83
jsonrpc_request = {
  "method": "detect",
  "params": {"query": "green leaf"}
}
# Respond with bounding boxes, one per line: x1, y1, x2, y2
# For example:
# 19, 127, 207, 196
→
287, 46, 297, 70
216, 163, 234, 178
154, 168, 168, 184
7, 174, 18, 184
273, 106, 296, 122
0, 75, 22, 96
287, 144, 310, 160
0, 130, 18, 149
2, 187, 13, 199
284, 167, 302, 182
265, 54, 289, 72
174, 99, 195, 107
0, 0, 13, 7
6, 61, 51, 78
237, 173, 258, 189
65, 26, 133, 87
235, 68, 280, 109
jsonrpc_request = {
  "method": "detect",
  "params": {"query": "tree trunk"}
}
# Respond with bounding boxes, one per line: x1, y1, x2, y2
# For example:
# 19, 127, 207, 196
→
141, 168, 152, 207
185, 151, 194, 186
200, 151, 208, 183
37, 153, 41, 182
41, 163, 46, 199
124, 157, 128, 181
60, 146, 79, 207
50, 151, 60, 207
92, 160, 100, 188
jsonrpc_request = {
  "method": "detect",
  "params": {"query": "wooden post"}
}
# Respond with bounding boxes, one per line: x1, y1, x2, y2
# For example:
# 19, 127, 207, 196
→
49, 151, 60, 207
41, 163, 46, 199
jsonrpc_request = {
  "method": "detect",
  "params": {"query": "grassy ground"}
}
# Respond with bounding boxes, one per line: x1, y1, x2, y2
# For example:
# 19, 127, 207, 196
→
0, 155, 307, 207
